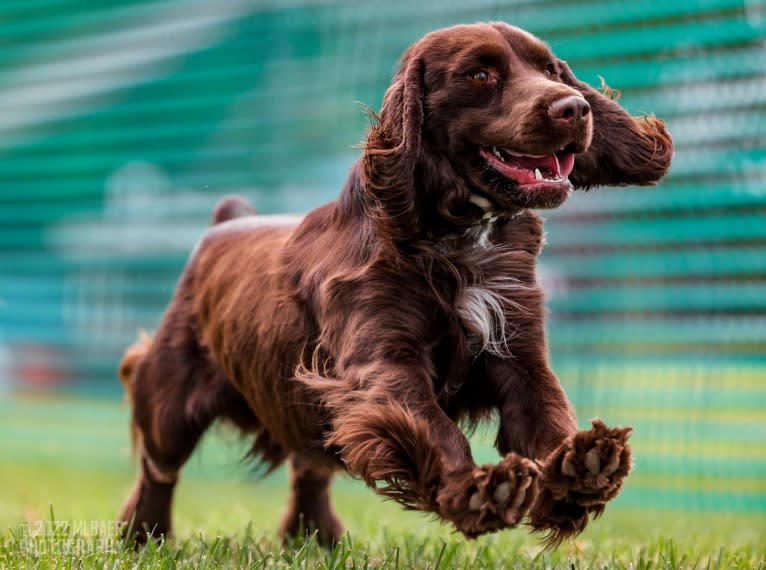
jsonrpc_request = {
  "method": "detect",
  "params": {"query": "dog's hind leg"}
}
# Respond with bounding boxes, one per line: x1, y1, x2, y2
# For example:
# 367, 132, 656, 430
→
279, 454, 343, 547
117, 305, 258, 543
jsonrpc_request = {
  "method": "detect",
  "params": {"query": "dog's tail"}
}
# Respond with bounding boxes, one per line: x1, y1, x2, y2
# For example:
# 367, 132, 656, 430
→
118, 330, 153, 455
211, 195, 256, 225
118, 330, 152, 392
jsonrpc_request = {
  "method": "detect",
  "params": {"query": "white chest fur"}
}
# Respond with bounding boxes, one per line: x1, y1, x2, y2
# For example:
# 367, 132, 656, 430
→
447, 194, 537, 357
456, 275, 530, 358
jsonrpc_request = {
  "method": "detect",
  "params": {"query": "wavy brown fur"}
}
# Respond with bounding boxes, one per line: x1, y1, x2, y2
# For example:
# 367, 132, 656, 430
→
118, 330, 152, 392
117, 22, 670, 547
118, 331, 152, 456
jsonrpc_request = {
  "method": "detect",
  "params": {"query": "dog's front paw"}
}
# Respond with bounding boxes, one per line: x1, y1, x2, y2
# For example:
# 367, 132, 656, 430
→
437, 453, 539, 538
543, 418, 632, 504
529, 418, 632, 546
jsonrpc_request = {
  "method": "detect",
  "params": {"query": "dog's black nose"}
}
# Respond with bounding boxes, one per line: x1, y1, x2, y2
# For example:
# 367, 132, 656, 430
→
548, 96, 590, 125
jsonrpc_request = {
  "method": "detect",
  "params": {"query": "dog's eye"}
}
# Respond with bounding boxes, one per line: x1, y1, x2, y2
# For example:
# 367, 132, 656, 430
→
544, 63, 557, 78
472, 70, 490, 83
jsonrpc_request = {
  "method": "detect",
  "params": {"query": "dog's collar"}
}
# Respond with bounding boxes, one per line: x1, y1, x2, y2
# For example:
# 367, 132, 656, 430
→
468, 194, 515, 225
433, 195, 521, 247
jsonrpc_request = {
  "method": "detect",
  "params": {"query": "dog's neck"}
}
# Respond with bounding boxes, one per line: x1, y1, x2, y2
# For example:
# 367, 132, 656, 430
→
434, 194, 522, 252
466, 193, 522, 247
468, 194, 503, 224
468, 194, 521, 226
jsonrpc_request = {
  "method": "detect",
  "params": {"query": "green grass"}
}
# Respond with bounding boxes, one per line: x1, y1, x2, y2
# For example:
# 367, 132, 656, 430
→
0, 395, 764, 568
1, 463, 764, 569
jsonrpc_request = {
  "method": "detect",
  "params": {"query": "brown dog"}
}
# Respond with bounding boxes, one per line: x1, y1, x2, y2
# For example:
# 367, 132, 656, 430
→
118, 22, 672, 546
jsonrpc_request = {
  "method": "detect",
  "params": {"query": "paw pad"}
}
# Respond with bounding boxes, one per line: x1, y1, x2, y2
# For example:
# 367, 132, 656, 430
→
466, 454, 539, 524
544, 418, 633, 502
439, 453, 539, 538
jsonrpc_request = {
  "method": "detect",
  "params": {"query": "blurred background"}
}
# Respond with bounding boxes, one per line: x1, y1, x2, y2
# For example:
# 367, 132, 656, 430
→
0, 0, 764, 529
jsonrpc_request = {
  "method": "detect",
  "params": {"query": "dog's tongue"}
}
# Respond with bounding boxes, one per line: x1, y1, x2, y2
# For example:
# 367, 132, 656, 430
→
507, 152, 575, 178
557, 152, 575, 177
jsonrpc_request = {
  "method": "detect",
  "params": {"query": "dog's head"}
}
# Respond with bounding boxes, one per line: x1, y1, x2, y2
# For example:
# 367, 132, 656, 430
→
364, 22, 673, 239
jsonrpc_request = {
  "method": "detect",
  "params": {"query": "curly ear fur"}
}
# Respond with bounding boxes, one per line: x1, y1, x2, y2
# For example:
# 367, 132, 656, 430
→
559, 60, 673, 189
363, 51, 426, 241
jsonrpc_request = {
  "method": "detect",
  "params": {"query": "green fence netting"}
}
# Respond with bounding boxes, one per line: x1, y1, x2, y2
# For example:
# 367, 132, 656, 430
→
0, 0, 764, 512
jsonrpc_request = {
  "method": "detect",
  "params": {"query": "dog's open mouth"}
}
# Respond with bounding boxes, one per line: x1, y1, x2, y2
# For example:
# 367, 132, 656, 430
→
480, 146, 575, 190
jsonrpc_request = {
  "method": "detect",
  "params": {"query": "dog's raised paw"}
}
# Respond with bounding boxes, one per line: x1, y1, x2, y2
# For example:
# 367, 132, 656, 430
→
544, 418, 633, 505
438, 453, 539, 538
527, 420, 632, 545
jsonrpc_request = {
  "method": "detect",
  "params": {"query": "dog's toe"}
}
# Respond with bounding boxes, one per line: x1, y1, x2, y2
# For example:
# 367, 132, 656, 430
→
437, 453, 539, 538
543, 418, 633, 504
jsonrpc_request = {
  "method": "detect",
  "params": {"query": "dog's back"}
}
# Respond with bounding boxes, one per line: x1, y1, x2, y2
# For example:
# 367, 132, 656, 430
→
118, 195, 270, 394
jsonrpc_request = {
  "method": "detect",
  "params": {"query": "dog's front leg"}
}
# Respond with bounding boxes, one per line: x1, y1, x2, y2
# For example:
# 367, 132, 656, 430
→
312, 362, 538, 538
486, 356, 632, 546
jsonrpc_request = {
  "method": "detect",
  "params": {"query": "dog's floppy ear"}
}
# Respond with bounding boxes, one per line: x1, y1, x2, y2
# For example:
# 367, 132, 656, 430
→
559, 60, 674, 189
363, 49, 426, 240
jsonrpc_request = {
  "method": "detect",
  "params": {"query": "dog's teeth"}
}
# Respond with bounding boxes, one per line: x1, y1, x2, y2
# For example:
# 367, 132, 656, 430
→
534, 168, 543, 181
493, 147, 505, 162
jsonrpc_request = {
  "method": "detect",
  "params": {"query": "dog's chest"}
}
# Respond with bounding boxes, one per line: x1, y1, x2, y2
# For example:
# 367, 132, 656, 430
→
456, 275, 531, 357
439, 213, 544, 358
